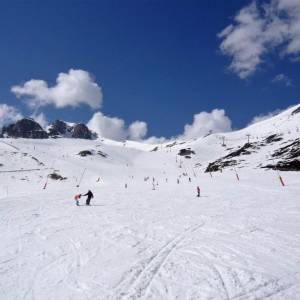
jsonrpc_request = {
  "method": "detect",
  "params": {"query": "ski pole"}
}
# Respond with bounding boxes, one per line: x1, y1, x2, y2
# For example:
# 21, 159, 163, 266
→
77, 168, 86, 187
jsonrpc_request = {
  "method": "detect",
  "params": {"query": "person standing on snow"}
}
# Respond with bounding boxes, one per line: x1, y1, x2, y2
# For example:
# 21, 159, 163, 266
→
74, 194, 81, 206
197, 186, 200, 197
83, 190, 94, 206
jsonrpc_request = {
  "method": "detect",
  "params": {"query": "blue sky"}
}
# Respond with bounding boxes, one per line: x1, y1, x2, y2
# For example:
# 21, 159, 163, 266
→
0, 0, 299, 141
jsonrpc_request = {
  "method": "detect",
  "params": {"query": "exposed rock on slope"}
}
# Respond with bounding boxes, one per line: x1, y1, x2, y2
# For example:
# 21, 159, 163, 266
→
272, 139, 300, 159
1, 119, 96, 140
292, 106, 300, 115
72, 124, 92, 139
48, 120, 72, 137
48, 172, 67, 180
78, 149, 108, 157
78, 150, 93, 157
205, 142, 257, 172
178, 148, 195, 157
1, 118, 48, 139
205, 135, 300, 173
263, 134, 283, 144
262, 139, 300, 171
263, 160, 300, 171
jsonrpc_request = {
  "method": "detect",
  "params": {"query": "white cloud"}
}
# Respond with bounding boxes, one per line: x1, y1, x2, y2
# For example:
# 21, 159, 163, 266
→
88, 109, 232, 142
87, 112, 148, 141
30, 112, 48, 129
219, 0, 300, 79
143, 136, 167, 144
11, 69, 103, 109
248, 108, 282, 125
271, 73, 293, 86
87, 112, 127, 141
180, 109, 232, 140
0, 104, 23, 128
218, 3, 266, 79
128, 121, 147, 141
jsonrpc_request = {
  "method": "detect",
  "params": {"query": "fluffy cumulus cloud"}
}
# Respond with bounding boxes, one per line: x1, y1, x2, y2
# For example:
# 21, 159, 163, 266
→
219, 0, 300, 79
144, 136, 167, 144
248, 108, 283, 125
11, 69, 103, 109
87, 112, 127, 141
271, 73, 293, 86
180, 109, 232, 140
87, 112, 148, 141
30, 112, 48, 129
128, 121, 147, 141
0, 104, 23, 128
88, 109, 232, 142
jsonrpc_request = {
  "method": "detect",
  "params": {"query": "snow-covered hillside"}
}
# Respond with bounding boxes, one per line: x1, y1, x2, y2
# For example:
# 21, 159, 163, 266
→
0, 104, 300, 299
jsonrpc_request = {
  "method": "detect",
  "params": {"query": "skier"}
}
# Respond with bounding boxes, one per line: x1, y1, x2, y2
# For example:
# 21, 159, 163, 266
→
197, 186, 200, 197
83, 190, 94, 206
74, 194, 81, 206
189, 177, 191, 182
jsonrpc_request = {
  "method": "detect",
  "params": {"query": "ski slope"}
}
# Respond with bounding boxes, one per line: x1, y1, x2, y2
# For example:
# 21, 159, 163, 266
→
0, 105, 300, 299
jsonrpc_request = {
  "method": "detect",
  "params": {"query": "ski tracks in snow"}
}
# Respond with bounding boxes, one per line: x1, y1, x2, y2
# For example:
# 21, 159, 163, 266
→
113, 222, 204, 300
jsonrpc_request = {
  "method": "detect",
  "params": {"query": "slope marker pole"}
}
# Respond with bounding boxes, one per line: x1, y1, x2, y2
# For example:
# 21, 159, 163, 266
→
272, 158, 285, 187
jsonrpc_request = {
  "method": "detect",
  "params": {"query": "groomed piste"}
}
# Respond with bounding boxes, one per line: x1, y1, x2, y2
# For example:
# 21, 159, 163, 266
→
1, 104, 300, 299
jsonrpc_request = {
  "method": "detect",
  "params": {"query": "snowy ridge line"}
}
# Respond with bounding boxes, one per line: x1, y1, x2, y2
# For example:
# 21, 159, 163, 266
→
113, 223, 204, 300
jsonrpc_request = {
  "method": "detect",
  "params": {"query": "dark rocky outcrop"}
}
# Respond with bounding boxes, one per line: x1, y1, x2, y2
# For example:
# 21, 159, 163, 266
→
1, 118, 48, 139
260, 139, 300, 171
291, 106, 300, 115
223, 143, 256, 159
72, 124, 92, 139
205, 159, 238, 172
78, 149, 108, 158
1, 118, 96, 140
271, 139, 300, 159
78, 150, 93, 157
264, 134, 283, 144
48, 120, 69, 137
178, 148, 195, 157
262, 159, 300, 171
166, 142, 177, 148
205, 142, 258, 173
49, 172, 67, 180
48, 120, 97, 139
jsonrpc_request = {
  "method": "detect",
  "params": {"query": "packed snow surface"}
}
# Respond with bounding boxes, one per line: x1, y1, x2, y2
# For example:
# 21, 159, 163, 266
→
0, 106, 300, 299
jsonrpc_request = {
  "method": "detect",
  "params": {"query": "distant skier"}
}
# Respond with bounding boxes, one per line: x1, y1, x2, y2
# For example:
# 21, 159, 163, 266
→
83, 190, 94, 206
74, 194, 81, 206
197, 186, 200, 197
189, 177, 191, 182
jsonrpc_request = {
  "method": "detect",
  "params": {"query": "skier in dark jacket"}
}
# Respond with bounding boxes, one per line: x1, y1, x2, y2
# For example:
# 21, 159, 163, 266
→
83, 190, 94, 206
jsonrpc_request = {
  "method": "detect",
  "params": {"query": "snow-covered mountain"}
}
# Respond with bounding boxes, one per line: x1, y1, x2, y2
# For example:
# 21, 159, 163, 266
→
0, 104, 299, 299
